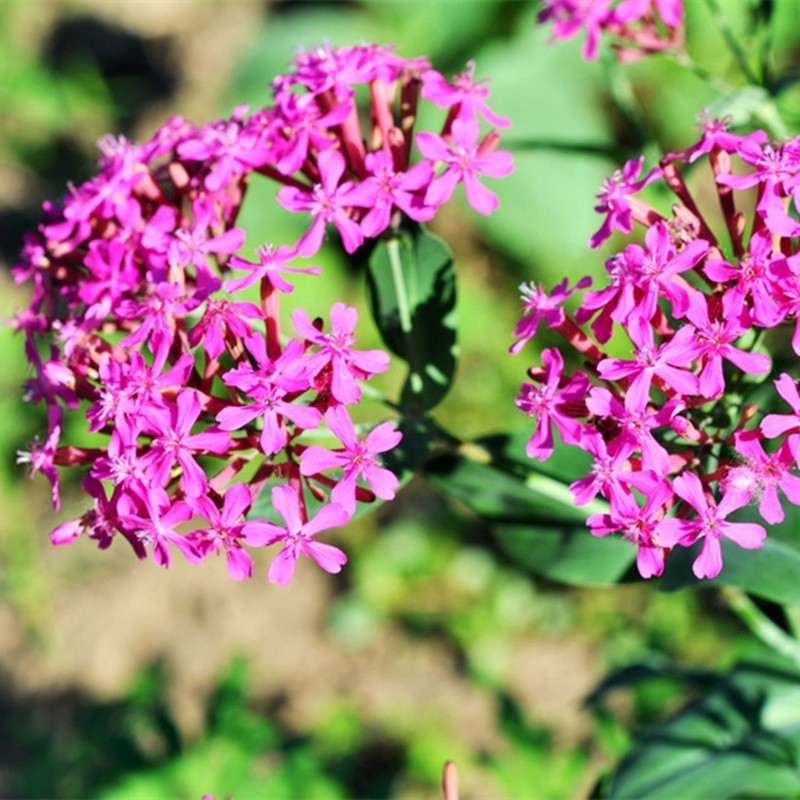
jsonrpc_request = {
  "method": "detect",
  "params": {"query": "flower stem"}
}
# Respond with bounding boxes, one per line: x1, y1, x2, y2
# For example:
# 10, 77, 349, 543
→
721, 587, 800, 668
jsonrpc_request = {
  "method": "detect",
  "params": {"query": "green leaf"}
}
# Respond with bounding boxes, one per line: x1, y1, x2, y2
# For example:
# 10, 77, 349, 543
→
494, 522, 635, 586
608, 660, 800, 799
380, 413, 439, 486
423, 435, 636, 585
423, 449, 593, 526
366, 225, 458, 412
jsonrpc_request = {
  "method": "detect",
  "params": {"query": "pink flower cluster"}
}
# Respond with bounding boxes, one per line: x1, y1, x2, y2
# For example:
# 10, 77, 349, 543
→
12, 43, 511, 584
538, 0, 684, 61
512, 114, 800, 581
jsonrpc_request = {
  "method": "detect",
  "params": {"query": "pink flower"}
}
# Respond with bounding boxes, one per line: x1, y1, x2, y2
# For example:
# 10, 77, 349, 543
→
188, 298, 262, 360
588, 479, 675, 578
241, 485, 349, 585
515, 348, 590, 460
510, 276, 591, 355
761, 373, 800, 441
586, 387, 680, 476
117, 282, 197, 365
117, 490, 201, 569
167, 198, 244, 288
629, 221, 708, 322
704, 230, 783, 328
177, 115, 270, 192
569, 432, 656, 507
416, 117, 513, 215
538, 0, 613, 61
685, 292, 771, 399
276, 149, 377, 256
215, 380, 322, 457
669, 112, 767, 164
358, 151, 435, 238
300, 406, 403, 514
291, 302, 390, 404
17, 425, 62, 510
656, 472, 766, 579
597, 318, 700, 410
575, 249, 642, 343
139, 389, 231, 497
225, 244, 321, 295
724, 430, 800, 525
188, 483, 255, 581
589, 157, 661, 249
421, 60, 511, 128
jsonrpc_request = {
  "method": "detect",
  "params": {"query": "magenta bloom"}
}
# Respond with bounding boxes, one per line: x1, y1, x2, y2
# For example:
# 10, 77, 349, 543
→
291, 302, 390, 404
358, 151, 435, 238
177, 115, 270, 192
510, 276, 591, 355
589, 156, 661, 249
685, 292, 771, 399
576, 249, 642, 343
597, 319, 700, 410
704, 230, 783, 328
588, 479, 675, 578
421, 60, 511, 128
724, 430, 800, 525
241, 485, 349, 585
300, 406, 403, 514
762, 373, 800, 441
188, 298, 262, 360
569, 432, 656, 507
538, 0, 613, 61
225, 244, 321, 294
117, 490, 201, 569
138, 389, 230, 497
630, 221, 708, 322
515, 348, 589, 460
586, 387, 681, 476
188, 483, 254, 581
276, 149, 377, 256
657, 472, 766, 579
168, 198, 244, 286
416, 117, 513, 215
215, 383, 322, 457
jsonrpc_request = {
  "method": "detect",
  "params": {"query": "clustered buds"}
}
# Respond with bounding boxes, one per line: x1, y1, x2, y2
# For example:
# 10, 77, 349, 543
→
537, 0, 684, 61
512, 113, 800, 580
12, 43, 511, 583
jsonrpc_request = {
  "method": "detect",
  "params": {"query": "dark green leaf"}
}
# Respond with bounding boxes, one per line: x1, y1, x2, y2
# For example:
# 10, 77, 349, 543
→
423, 449, 592, 526
608, 660, 800, 799
366, 225, 457, 412
380, 413, 438, 485
423, 436, 636, 585
495, 522, 635, 586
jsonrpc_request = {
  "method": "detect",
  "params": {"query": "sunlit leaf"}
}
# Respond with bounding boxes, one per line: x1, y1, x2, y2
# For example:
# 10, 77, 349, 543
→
367, 225, 458, 412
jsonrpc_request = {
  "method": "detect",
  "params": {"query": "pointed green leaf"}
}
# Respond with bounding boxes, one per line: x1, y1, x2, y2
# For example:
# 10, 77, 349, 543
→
423, 435, 636, 585
366, 225, 457, 412
494, 522, 635, 586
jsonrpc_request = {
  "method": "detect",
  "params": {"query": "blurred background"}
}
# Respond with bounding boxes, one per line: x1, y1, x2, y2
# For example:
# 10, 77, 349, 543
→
1, 1, 791, 797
